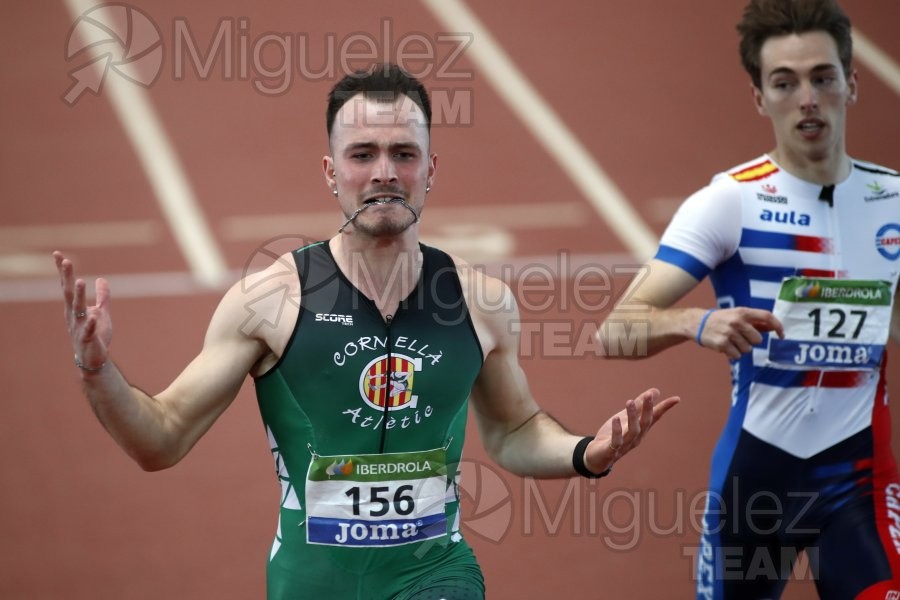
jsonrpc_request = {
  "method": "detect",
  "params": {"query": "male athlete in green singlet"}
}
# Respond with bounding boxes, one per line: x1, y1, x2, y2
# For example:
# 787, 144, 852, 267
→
53, 64, 679, 599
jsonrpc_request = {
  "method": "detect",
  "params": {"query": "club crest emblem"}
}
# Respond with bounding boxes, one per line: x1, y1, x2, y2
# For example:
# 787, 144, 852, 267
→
358, 353, 423, 411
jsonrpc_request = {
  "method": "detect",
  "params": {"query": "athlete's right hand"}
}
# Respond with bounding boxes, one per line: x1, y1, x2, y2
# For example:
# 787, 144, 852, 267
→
54, 251, 112, 373
696, 307, 783, 360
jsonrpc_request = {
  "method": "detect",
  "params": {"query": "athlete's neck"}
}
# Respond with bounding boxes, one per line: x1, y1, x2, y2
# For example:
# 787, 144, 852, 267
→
768, 147, 851, 187
329, 234, 423, 317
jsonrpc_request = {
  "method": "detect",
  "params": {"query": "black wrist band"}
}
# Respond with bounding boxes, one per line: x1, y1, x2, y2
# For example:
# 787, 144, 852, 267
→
572, 436, 611, 479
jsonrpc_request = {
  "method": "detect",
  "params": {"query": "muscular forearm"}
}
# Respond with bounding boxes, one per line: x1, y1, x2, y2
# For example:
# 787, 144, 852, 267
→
487, 411, 581, 478
598, 305, 706, 359
79, 363, 183, 471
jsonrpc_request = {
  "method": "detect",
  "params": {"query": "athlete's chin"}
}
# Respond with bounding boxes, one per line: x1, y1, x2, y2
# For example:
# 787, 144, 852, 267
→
353, 218, 416, 238
802, 144, 834, 164
778, 139, 834, 166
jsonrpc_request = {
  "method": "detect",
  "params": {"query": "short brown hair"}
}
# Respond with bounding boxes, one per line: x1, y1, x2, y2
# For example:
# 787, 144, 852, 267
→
737, 0, 853, 88
326, 63, 432, 141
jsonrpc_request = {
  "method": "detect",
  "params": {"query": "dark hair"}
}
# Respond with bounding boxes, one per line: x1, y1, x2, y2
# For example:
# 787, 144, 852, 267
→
737, 0, 853, 88
326, 63, 432, 139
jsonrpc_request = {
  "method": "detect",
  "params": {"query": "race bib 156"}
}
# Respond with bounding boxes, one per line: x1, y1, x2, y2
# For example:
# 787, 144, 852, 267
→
305, 447, 449, 548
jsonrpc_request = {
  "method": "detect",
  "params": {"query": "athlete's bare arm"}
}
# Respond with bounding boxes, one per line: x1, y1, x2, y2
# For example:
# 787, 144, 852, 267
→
456, 260, 678, 478
54, 251, 297, 471
598, 259, 783, 360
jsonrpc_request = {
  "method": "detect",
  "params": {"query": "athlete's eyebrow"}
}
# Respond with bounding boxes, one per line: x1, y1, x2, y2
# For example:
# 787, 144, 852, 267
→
342, 141, 424, 153
388, 142, 423, 154
767, 63, 840, 79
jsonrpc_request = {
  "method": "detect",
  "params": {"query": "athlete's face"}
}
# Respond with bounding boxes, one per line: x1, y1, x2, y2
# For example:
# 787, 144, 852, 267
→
324, 94, 436, 237
753, 31, 857, 169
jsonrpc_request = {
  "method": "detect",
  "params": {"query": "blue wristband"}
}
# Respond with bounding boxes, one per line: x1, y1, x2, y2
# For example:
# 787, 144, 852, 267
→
695, 309, 716, 346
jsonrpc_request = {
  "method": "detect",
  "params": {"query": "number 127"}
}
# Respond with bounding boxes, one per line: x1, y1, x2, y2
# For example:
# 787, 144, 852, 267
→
807, 308, 867, 339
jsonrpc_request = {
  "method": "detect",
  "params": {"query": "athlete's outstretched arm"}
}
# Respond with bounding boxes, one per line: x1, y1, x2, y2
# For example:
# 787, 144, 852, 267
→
465, 272, 678, 478
597, 259, 783, 360
54, 251, 274, 471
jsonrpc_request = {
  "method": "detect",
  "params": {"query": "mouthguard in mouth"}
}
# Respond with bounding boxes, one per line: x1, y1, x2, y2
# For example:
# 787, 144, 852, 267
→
338, 197, 420, 233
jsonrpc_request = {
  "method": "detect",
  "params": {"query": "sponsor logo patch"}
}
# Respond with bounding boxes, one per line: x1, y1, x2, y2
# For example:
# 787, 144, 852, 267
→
315, 313, 354, 326
757, 183, 788, 204
876, 224, 900, 261
865, 180, 899, 202
760, 209, 810, 226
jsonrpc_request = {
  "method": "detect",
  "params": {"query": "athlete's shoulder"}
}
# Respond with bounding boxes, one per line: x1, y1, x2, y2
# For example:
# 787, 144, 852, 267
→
444, 252, 512, 308
689, 155, 774, 201
207, 250, 301, 370
419, 244, 495, 301
679, 158, 753, 208
445, 253, 515, 317
440, 252, 513, 358
239, 250, 302, 294
851, 158, 900, 178
849, 158, 900, 205
721, 155, 781, 184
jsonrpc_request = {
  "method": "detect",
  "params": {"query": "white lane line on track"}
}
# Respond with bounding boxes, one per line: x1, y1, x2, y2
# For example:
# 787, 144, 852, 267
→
0, 254, 63, 277
219, 202, 591, 240
853, 30, 900, 98
0, 270, 243, 303
62, 0, 229, 288
419, 0, 658, 261
0, 253, 639, 303
0, 221, 160, 250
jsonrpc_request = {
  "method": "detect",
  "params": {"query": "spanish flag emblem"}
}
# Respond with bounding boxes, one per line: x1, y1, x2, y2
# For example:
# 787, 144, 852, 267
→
730, 160, 779, 182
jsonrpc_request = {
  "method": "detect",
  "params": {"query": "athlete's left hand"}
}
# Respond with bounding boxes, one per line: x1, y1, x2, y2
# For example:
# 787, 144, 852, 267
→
583, 388, 679, 475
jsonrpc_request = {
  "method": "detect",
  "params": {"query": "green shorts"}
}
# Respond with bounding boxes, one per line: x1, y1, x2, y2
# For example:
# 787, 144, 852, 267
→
266, 518, 484, 600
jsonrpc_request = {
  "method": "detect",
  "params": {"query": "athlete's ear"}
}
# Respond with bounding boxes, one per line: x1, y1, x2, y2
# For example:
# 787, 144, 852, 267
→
426, 153, 437, 192
323, 155, 337, 195
751, 82, 768, 117
846, 68, 858, 107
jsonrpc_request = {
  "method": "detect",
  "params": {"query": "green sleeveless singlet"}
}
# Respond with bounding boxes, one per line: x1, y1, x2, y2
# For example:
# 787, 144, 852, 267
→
254, 242, 486, 599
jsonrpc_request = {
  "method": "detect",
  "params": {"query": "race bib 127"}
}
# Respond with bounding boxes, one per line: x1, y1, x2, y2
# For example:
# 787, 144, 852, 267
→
767, 278, 894, 371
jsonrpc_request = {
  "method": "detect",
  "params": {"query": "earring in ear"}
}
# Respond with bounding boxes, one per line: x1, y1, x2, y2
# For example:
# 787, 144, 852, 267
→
426, 186, 431, 193
332, 189, 338, 196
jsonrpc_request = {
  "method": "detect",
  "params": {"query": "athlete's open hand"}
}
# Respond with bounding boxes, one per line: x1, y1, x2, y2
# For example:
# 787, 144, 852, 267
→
697, 307, 784, 360
54, 251, 112, 373
583, 388, 679, 475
